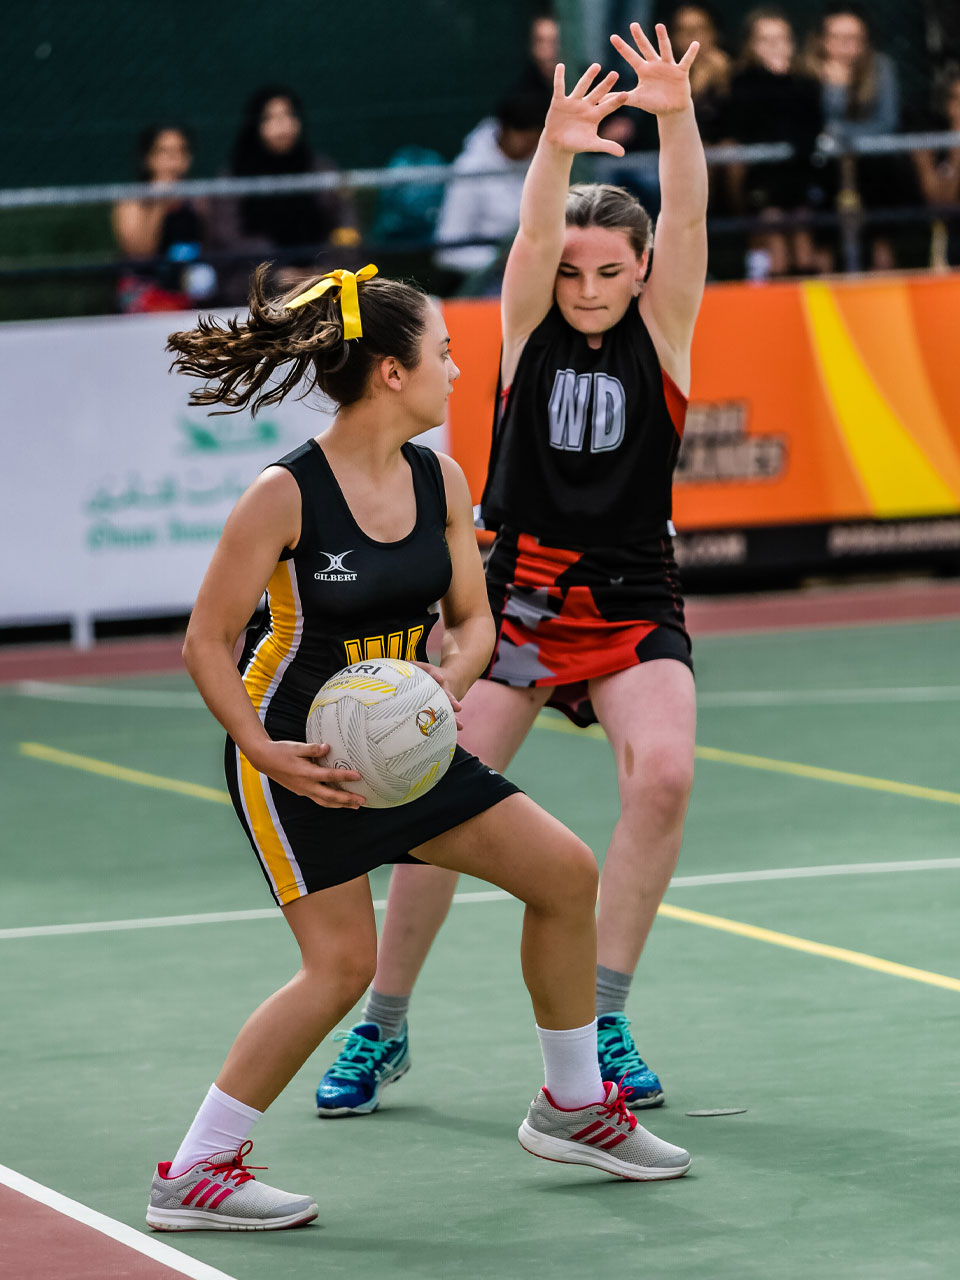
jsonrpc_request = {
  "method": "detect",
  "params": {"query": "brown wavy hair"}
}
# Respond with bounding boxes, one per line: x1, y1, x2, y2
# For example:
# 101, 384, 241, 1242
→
565, 184, 654, 257
167, 265, 429, 415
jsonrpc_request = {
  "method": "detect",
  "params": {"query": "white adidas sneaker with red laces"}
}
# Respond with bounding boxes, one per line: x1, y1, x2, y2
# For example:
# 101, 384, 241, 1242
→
518, 1080, 691, 1181
146, 1141, 318, 1231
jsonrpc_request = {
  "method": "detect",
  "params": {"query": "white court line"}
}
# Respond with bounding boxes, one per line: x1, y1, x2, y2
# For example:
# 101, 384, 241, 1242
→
0, 889, 513, 940
697, 685, 960, 707
668, 858, 960, 887
0, 1161, 237, 1280
12, 680, 202, 708
11, 679, 960, 709
3, 863, 960, 942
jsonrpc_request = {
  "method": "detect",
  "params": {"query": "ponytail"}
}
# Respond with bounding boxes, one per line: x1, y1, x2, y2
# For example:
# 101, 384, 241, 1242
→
167, 264, 428, 415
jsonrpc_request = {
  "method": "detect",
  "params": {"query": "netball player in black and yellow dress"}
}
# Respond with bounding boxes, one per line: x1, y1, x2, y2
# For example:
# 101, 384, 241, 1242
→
322, 24, 707, 1115
145, 261, 690, 1232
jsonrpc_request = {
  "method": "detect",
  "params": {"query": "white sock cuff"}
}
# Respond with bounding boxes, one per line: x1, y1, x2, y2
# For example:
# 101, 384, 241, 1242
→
536, 1019, 597, 1044
208, 1082, 263, 1124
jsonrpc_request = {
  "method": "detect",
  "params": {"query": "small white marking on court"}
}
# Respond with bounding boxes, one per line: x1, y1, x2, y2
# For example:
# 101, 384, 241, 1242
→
3, 864, 960, 942
12, 680, 202, 708
0, 1161, 238, 1280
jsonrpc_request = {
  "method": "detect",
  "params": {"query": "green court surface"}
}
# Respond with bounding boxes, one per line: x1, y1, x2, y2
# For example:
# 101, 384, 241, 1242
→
2, 616, 959, 1279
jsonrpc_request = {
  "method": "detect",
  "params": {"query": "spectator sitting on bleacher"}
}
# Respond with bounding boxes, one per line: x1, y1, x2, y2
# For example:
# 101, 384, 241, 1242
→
803, 2, 903, 270
432, 89, 550, 287
670, 2, 732, 143
112, 124, 215, 313
912, 69, 960, 268
215, 85, 358, 296
722, 7, 824, 279
509, 13, 561, 97
600, 4, 730, 214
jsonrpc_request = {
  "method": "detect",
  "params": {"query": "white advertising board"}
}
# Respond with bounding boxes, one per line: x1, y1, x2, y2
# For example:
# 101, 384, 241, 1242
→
0, 311, 447, 641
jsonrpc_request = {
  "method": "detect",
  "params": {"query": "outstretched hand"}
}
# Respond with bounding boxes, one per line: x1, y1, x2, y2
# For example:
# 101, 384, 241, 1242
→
543, 63, 629, 157
610, 21, 698, 116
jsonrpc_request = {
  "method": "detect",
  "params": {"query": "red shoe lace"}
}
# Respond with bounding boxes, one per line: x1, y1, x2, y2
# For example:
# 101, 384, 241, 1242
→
202, 1139, 267, 1185
597, 1078, 638, 1132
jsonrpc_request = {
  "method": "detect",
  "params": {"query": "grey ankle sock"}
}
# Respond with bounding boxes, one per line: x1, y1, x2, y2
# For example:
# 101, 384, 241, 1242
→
596, 965, 632, 1018
362, 989, 409, 1041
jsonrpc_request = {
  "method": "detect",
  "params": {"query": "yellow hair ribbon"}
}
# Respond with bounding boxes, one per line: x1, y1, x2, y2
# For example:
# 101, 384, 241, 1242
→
285, 264, 378, 339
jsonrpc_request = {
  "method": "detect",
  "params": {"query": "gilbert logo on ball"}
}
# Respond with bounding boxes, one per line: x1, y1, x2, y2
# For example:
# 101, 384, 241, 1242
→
306, 659, 457, 808
416, 705, 449, 738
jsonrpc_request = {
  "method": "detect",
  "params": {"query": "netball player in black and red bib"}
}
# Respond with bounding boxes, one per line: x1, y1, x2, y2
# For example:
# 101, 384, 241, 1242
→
321, 24, 706, 1114
146, 261, 691, 1233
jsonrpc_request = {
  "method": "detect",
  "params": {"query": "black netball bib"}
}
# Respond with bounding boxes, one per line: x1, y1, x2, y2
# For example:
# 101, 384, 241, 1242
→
238, 440, 452, 742
480, 303, 687, 547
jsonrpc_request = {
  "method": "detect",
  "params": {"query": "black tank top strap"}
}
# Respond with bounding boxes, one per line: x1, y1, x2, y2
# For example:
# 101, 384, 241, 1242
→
403, 442, 447, 525
271, 439, 327, 562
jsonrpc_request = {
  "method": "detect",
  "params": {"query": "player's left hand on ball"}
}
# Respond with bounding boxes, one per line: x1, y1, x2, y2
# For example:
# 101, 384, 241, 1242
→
411, 661, 464, 728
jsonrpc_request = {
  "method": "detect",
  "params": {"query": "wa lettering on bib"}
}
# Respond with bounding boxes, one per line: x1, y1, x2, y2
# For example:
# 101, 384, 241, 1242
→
547, 369, 626, 454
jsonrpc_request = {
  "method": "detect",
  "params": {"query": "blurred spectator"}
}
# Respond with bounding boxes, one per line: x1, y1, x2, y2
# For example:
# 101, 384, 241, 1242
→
670, 2, 732, 142
803, 3, 902, 269
433, 90, 549, 283
112, 124, 216, 313
510, 13, 561, 96
804, 3, 899, 141
369, 146, 446, 246
722, 7, 823, 278
600, 4, 730, 214
912, 70, 960, 267
216, 85, 358, 293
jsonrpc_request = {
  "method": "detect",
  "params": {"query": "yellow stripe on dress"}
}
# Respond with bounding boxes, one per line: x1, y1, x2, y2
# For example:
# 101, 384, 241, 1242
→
237, 561, 307, 902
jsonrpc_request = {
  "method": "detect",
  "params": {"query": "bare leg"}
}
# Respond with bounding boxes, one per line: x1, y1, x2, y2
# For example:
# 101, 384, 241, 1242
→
588, 660, 696, 976
372, 681, 552, 996
412, 792, 598, 1029
216, 877, 378, 1110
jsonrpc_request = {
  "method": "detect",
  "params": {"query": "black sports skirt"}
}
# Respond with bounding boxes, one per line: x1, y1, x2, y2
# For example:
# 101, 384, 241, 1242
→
225, 739, 520, 905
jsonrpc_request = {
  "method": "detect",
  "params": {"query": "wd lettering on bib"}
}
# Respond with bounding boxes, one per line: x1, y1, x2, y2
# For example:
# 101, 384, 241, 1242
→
547, 370, 626, 454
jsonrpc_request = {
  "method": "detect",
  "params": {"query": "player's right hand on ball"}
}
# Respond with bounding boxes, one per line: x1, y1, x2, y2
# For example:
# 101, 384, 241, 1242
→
256, 740, 365, 809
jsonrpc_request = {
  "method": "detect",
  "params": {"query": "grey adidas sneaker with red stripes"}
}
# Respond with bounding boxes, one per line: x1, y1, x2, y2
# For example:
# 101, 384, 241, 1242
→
146, 1141, 318, 1231
518, 1081, 691, 1181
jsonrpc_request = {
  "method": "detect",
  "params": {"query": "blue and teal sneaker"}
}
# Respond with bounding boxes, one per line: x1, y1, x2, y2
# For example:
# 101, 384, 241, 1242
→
596, 1014, 664, 1109
316, 1022, 410, 1117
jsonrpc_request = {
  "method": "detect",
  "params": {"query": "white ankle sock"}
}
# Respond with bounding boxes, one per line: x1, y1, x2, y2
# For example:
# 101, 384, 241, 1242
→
536, 1020, 604, 1109
169, 1083, 263, 1176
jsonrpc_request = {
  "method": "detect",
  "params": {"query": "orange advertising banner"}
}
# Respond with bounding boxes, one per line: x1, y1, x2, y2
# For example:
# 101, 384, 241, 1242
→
444, 274, 960, 535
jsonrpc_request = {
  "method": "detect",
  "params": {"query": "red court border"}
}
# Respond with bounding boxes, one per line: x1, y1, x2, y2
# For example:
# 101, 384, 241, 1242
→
2, 580, 960, 684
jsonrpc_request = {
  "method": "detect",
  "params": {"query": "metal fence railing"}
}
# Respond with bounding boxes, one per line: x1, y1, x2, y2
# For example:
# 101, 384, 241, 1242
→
1, 130, 958, 319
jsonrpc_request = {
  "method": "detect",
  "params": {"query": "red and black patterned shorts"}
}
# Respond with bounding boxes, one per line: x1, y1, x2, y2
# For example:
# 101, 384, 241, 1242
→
483, 526, 693, 728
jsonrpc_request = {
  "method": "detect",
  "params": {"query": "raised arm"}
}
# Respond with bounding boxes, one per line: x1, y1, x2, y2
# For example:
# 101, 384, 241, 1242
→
612, 22, 707, 392
500, 64, 626, 384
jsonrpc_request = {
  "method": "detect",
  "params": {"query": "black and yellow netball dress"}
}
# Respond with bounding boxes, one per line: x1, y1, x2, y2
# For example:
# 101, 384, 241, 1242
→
225, 438, 518, 905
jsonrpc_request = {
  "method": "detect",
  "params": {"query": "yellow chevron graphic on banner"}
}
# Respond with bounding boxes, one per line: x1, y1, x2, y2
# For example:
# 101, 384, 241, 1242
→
802, 282, 956, 516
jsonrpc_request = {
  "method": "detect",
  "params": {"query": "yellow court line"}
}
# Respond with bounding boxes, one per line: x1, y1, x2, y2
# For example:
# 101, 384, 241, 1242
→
533, 715, 960, 806
693, 744, 960, 806
657, 901, 960, 994
18, 743, 231, 806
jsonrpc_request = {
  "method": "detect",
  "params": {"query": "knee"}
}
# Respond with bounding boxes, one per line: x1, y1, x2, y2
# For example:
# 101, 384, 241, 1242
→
305, 945, 377, 1016
544, 837, 599, 913
622, 748, 694, 824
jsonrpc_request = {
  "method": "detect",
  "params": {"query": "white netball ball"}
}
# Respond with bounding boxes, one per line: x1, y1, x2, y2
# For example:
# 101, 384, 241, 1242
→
305, 658, 457, 808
